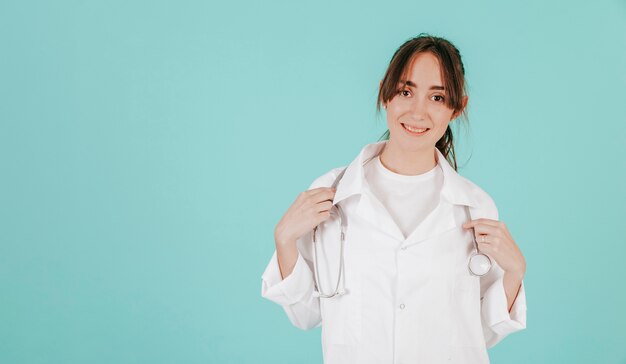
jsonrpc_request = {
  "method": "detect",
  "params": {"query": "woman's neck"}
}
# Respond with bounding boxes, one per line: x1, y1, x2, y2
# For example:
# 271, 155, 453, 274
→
379, 142, 437, 176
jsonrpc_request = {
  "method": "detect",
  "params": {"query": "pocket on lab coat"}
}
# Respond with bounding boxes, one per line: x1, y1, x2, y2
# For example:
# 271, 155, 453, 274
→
426, 225, 484, 349
320, 275, 362, 346
449, 265, 486, 348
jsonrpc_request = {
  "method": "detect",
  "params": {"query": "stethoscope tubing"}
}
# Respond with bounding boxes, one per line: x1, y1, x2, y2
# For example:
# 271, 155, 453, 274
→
312, 206, 346, 298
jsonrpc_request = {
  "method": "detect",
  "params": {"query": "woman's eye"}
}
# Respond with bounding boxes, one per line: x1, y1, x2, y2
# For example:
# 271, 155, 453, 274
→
432, 95, 445, 102
399, 89, 411, 97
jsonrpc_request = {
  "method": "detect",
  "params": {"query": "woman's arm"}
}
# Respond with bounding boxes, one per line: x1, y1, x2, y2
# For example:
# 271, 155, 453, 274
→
503, 270, 525, 313
462, 218, 527, 313
261, 233, 322, 331
275, 237, 298, 280
465, 199, 527, 348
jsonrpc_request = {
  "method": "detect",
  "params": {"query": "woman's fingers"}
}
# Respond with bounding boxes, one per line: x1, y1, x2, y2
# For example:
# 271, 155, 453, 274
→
464, 219, 512, 239
315, 200, 333, 213
464, 219, 525, 274
308, 187, 336, 202
470, 223, 499, 239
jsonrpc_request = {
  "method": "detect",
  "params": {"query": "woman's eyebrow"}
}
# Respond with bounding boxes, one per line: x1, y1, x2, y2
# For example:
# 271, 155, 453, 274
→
400, 80, 445, 90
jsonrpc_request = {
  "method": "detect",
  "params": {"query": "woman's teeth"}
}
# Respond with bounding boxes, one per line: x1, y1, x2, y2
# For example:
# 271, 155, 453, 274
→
402, 124, 429, 133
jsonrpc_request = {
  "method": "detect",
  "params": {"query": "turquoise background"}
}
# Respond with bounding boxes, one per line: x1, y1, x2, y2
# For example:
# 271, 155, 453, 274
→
1, 0, 624, 363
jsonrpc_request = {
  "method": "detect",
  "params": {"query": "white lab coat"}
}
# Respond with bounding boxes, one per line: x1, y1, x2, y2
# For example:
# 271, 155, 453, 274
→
261, 140, 527, 364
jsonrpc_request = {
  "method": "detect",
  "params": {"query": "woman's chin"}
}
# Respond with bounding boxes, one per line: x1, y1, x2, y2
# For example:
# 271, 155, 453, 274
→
389, 133, 433, 150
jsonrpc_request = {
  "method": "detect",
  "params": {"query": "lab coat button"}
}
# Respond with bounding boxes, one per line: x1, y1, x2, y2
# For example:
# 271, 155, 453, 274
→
399, 303, 405, 309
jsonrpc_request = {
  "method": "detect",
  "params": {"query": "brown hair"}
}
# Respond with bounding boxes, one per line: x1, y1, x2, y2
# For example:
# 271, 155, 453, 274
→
376, 33, 469, 171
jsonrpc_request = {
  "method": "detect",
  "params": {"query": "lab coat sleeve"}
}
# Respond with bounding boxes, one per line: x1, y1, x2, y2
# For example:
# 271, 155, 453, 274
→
260, 167, 345, 330
474, 194, 527, 348
480, 263, 527, 348
260, 230, 322, 331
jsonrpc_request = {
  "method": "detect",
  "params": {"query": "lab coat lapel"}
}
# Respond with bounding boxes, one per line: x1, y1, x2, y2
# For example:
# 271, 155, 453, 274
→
404, 198, 456, 245
332, 142, 385, 206
468, 204, 498, 221
354, 192, 457, 244
355, 192, 406, 242
331, 141, 404, 241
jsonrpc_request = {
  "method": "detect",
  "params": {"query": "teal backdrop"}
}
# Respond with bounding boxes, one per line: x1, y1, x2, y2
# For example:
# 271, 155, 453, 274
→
1, 0, 625, 363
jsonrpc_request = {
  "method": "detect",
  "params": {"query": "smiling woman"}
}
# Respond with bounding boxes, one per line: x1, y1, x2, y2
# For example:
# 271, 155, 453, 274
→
262, 33, 527, 364
377, 34, 468, 173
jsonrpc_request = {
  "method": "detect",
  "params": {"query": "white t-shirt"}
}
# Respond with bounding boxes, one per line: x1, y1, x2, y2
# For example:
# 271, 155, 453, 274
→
364, 155, 444, 240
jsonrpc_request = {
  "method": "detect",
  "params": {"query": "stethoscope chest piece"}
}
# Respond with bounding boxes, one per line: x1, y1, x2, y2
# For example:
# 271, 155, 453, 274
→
468, 252, 492, 276
466, 223, 493, 277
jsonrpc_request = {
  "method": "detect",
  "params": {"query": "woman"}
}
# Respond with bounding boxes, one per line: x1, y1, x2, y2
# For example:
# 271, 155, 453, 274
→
261, 34, 527, 364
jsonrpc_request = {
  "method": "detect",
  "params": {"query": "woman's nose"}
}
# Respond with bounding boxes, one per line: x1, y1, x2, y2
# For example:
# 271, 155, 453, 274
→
409, 97, 427, 119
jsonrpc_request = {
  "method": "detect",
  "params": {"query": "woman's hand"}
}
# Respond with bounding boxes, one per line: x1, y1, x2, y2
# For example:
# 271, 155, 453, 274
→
274, 187, 337, 245
462, 219, 526, 277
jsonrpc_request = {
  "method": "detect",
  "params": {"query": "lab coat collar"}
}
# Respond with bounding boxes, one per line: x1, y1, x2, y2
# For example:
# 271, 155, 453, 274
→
332, 140, 480, 208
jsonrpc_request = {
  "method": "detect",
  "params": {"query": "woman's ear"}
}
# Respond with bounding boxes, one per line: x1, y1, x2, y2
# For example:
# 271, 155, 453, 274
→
452, 95, 469, 119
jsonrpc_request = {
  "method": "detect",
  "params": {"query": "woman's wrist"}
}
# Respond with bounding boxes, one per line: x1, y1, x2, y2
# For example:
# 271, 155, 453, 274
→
274, 230, 296, 247
504, 267, 526, 280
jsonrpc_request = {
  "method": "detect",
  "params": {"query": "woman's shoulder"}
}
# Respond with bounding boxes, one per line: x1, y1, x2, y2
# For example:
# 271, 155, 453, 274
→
306, 166, 347, 190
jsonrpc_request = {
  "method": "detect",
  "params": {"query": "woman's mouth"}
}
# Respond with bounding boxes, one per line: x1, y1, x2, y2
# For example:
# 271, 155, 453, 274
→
402, 123, 430, 136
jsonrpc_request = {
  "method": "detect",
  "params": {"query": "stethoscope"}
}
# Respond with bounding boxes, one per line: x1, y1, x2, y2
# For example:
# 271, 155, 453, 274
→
311, 149, 493, 299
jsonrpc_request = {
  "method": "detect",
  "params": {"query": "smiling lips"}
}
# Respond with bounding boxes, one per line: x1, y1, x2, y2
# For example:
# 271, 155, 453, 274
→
402, 123, 430, 135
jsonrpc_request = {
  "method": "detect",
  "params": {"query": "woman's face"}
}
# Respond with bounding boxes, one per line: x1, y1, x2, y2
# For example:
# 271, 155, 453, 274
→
383, 52, 465, 153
